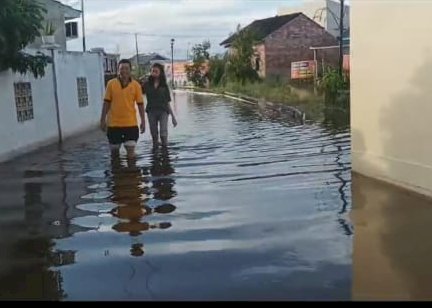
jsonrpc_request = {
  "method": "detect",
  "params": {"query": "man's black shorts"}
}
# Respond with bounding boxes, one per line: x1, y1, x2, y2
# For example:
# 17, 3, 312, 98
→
107, 126, 139, 145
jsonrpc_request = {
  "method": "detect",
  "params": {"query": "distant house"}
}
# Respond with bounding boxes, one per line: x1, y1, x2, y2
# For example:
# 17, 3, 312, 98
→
90, 48, 119, 75
90, 48, 120, 83
220, 13, 339, 80
128, 53, 169, 75
29, 0, 81, 51
164, 60, 193, 88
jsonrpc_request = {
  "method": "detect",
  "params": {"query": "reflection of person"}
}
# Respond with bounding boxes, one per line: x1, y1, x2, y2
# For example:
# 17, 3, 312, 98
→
142, 63, 177, 149
110, 158, 150, 237
109, 157, 175, 256
100, 59, 145, 159
150, 148, 176, 201
130, 243, 144, 257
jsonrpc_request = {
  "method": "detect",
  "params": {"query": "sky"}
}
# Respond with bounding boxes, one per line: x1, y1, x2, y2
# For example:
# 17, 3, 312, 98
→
60, 0, 303, 59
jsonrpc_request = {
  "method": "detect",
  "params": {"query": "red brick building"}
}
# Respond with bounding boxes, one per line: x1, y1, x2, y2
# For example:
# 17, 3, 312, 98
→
220, 13, 339, 80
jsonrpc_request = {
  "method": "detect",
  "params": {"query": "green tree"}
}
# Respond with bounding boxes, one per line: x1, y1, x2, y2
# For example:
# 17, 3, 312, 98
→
318, 66, 349, 104
225, 25, 260, 85
0, 0, 50, 78
185, 40, 210, 87
208, 53, 228, 87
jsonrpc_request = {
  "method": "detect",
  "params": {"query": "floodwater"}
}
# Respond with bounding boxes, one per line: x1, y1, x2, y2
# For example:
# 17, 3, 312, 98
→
0, 91, 353, 300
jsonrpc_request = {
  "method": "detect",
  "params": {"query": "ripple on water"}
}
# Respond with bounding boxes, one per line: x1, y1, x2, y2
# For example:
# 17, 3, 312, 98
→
0, 93, 352, 300
80, 191, 112, 200
75, 202, 117, 214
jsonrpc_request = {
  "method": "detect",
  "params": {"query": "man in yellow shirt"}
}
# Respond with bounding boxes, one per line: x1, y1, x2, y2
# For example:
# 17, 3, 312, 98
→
100, 59, 145, 158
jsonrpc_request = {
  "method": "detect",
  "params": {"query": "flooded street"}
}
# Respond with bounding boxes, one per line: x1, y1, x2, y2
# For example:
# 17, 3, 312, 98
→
0, 92, 352, 300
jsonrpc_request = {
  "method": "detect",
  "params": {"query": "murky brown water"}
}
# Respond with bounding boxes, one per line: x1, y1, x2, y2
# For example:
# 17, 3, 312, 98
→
352, 173, 432, 301
0, 92, 352, 300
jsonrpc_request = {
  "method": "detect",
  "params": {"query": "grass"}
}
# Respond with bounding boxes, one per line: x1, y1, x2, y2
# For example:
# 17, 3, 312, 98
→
216, 80, 298, 103
212, 80, 331, 121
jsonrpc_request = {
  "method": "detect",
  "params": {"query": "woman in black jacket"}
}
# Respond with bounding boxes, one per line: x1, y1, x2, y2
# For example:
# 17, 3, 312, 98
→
142, 63, 177, 148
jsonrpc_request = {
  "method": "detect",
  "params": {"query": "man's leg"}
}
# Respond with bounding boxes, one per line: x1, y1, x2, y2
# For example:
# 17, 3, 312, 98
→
110, 144, 121, 158
124, 141, 136, 159
107, 127, 121, 158
159, 111, 169, 147
124, 127, 139, 159
148, 112, 160, 148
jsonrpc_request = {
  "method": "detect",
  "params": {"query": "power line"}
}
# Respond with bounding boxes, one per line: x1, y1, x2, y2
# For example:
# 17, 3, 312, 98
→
90, 30, 227, 38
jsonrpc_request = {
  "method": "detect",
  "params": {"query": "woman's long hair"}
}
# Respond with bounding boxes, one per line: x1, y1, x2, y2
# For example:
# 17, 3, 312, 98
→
148, 63, 169, 88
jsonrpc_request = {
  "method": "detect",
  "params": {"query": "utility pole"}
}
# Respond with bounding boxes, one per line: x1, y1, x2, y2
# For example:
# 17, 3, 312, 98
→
49, 48, 63, 143
81, 0, 86, 51
186, 42, 191, 61
135, 33, 140, 76
171, 38, 175, 88
339, 0, 344, 77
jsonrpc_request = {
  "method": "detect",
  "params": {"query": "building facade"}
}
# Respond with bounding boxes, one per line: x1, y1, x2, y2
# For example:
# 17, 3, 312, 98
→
0, 50, 105, 162
165, 60, 194, 87
0, 0, 104, 162
351, 1, 432, 197
221, 13, 338, 80
29, 0, 81, 51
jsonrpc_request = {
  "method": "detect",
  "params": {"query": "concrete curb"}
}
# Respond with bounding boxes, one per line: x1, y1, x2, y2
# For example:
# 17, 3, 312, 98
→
175, 87, 306, 123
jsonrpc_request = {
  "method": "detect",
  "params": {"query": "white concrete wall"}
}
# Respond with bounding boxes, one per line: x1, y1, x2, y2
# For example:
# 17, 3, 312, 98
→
351, 1, 432, 197
54, 50, 105, 139
0, 49, 104, 162
0, 67, 59, 161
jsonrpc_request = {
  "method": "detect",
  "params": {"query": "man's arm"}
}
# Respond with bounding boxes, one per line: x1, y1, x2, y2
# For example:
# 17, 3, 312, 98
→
100, 82, 112, 132
138, 103, 145, 133
136, 82, 146, 133
100, 100, 111, 132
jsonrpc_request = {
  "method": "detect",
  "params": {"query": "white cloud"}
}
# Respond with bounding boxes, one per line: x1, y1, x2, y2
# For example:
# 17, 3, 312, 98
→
62, 0, 298, 58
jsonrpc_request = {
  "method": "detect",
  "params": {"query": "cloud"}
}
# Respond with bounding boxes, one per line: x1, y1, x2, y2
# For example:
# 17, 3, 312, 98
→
62, 0, 296, 57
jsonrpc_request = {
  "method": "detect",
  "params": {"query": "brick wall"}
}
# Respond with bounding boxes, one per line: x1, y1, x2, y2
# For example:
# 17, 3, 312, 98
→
264, 14, 339, 80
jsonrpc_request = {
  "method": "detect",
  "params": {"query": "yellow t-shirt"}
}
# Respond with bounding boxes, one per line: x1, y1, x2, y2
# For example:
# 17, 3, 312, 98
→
104, 78, 144, 127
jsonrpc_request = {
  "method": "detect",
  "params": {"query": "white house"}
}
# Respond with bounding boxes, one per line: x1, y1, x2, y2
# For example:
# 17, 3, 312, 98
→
278, 0, 350, 39
29, 0, 82, 51
0, 0, 105, 162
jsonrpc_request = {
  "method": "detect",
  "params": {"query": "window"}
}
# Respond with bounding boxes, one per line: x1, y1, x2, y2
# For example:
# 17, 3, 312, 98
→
14, 82, 34, 122
65, 21, 78, 39
255, 57, 260, 71
77, 77, 89, 108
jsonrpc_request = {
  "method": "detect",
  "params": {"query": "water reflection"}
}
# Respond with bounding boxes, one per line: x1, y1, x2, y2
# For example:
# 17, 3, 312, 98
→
149, 148, 176, 201
108, 150, 176, 257
323, 107, 350, 133
0, 168, 67, 300
24, 170, 44, 235
321, 106, 352, 235
109, 157, 150, 238
0, 92, 353, 300
352, 173, 432, 300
